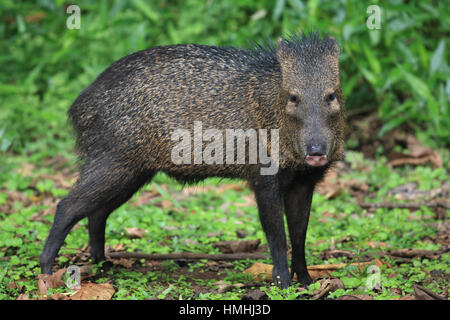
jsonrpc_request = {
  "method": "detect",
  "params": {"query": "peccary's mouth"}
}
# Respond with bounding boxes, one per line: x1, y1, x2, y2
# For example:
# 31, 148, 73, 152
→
305, 155, 328, 167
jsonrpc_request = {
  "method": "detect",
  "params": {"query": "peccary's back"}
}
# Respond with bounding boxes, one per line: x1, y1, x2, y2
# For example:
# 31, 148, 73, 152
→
68, 44, 281, 176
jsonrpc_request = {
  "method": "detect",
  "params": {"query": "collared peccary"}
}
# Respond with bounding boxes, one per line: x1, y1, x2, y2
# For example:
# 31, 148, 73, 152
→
40, 33, 345, 288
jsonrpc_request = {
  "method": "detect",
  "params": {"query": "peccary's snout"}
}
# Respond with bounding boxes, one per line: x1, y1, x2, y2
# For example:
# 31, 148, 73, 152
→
307, 142, 326, 156
305, 141, 328, 167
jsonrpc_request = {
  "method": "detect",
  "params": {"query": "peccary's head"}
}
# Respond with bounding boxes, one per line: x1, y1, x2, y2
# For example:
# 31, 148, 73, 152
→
276, 33, 345, 167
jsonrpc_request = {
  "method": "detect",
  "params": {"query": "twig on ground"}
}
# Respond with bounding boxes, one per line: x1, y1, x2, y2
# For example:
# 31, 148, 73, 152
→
366, 248, 449, 261
358, 201, 450, 210
106, 251, 267, 261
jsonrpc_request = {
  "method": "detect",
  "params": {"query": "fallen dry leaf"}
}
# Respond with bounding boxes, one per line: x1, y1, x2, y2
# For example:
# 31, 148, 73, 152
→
244, 260, 383, 282
311, 278, 344, 300
215, 280, 245, 293
243, 262, 273, 281
242, 289, 267, 300
366, 241, 388, 249
69, 283, 115, 300
130, 190, 159, 207
322, 184, 342, 200
37, 268, 66, 295
125, 227, 146, 239
112, 258, 134, 268
407, 135, 432, 157
113, 243, 125, 251
388, 153, 442, 168
213, 239, 260, 254
316, 168, 341, 199
319, 249, 356, 260
316, 168, 369, 200
387, 135, 442, 168
343, 179, 370, 193
37, 279, 48, 296
16, 293, 31, 300
46, 293, 70, 300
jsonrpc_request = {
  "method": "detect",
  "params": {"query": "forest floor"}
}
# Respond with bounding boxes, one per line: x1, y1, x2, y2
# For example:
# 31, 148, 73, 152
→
1, 122, 449, 300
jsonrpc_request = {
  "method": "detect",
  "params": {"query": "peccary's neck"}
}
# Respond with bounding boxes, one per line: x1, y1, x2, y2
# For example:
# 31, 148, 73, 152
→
240, 48, 283, 130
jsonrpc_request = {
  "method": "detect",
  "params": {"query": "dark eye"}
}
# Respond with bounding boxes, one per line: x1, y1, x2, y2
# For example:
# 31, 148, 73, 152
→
289, 94, 299, 103
327, 92, 336, 103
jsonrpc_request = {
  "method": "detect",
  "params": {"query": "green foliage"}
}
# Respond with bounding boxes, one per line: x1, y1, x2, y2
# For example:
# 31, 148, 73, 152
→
0, 1, 448, 301
261, 284, 303, 300
334, 1, 449, 141
0, 0, 448, 155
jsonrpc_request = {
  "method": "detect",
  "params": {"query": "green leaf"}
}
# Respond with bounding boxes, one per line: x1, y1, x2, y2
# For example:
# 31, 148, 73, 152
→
368, 29, 381, 46
307, 0, 319, 22
360, 66, 378, 87
363, 43, 381, 75
342, 23, 355, 41
402, 70, 438, 113
9, 256, 20, 265
272, 0, 286, 21
131, 0, 159, 22
430, 40, 446, 75
341, 277, 362, 288
287, 0, 304, 11
36, 179, 55, 193
378, 117, 406, 137
0, 193, 6, 205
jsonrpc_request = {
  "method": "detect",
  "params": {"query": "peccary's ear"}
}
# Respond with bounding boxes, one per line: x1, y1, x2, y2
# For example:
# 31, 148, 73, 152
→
326, 36, 340, 56
324, 36, 340, 72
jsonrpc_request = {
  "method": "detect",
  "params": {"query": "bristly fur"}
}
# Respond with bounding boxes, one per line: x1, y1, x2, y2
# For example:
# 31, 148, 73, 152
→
283, 30, 322, 46
281, 31, 338, 55
248, 36, 277, 57
246, 31, 337, 67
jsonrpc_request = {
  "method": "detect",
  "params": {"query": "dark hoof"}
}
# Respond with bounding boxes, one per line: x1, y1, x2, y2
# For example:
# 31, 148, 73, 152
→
273, 268, 292, 288
40, 255, 54, 275
297, 274, 313, 288
98, 260, 113, 273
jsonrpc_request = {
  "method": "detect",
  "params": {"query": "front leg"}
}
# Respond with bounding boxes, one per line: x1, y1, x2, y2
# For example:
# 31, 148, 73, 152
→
251, 176, 291, 288
283, 182, 315, 286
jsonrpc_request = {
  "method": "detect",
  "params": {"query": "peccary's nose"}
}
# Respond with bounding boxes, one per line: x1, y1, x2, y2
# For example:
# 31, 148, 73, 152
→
305, 142, 328, 167
307, 143, 326, 156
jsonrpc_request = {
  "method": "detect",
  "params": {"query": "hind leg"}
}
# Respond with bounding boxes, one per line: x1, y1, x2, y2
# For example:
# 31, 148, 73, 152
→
88, 208, 112, 264
40, 196, 88, 274
40, 158, 153, 274
88, 171, 155, 263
